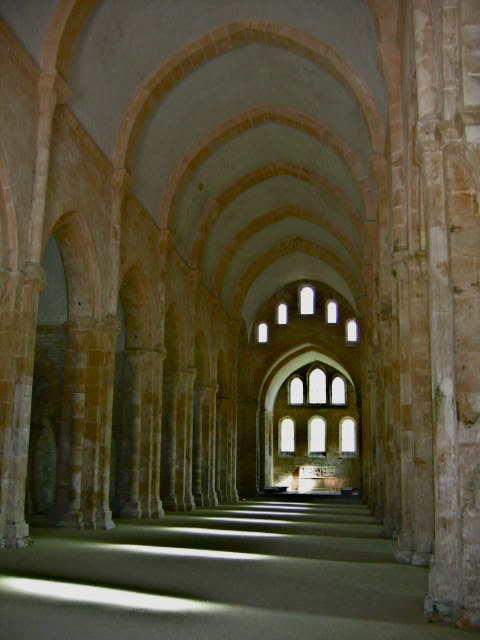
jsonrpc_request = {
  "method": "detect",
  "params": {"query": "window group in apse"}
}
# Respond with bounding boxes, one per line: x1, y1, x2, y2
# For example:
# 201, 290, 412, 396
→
256, 285, 359, 345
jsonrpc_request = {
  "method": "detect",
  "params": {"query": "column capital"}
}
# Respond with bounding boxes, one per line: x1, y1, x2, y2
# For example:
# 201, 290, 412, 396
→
111, 167, 132, 200
38, 71, 70, 107
95, 315, 121, 337
23, 262, 47, 292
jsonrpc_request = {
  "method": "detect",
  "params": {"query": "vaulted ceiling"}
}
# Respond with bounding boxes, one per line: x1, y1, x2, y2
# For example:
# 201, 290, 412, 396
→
0, 0, 393, 332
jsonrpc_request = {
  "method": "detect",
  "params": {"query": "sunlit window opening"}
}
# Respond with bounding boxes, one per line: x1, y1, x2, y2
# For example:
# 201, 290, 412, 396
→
326, 300, 338, 324
289, 376, 304, 404
340, 417, 356, 454
276, 303, 288, 325
331, 375, 346, 404
279, 417, 295, 454
257, 322, 268, 343
299, 285, 315, 315
346, 318, 358, 343
308, 367, 327, 403
308, 416, 326, 454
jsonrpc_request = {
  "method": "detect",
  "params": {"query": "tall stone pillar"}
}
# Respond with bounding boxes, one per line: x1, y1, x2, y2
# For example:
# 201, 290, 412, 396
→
394, 257, 415, 562
0, 268, 44, 547
53, 321, 90, 528
81, 317, 119, 529
237, 400, 258, 498
225, 397, 239, 503
215, 397, 227, 503
173, 368, 196, 511
120, 349, 144, 518
161, 372, 178, 511
139, 350, 154, 518
416, 119, 461, 622
0, 271, 19, 548
410, 254, 434, 566
149, 348, 166, 518
204, 384, 218, 507
192, 382, 207, 507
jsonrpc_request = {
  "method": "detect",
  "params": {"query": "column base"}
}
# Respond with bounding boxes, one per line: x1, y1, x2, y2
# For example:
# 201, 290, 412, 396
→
193, 492, 204, 508
120, 500, 142, 519
395, 548, 413, 564
424, 595, 458, 624
84, 509, 115, 530
205, 491, 218, 508
162, 495, 178, 512
175, 495, 196, 512
4, 521, 31, 548
149, 498, 165, 519
54, 509, 84, 529
395, 530, 414, 563
411, 551, 432, 567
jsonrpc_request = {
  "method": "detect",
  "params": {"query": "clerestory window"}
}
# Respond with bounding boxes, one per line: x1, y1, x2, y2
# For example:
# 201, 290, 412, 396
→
276, 303, 288, 325
299, 285, 315, 315
346, 319, 358, 343
257, 322, 268, 344
326, 300, 338, 324
289, 376, 304, 405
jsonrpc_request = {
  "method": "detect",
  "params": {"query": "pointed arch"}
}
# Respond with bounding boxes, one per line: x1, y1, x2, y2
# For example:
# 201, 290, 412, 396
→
40, 0, 98, 75
48, 211, 102, 321
118, 265, 152, 349
191, 162, 363, 268
229, 237, 363, 318
113, 20, 385, 172
159, 105, 375, 230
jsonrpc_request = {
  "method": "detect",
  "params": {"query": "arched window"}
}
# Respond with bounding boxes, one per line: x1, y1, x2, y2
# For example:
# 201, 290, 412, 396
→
326, 300, 338, 324
279, 417, 295, 454
331, 376, 346, 404
308, 367, 327, 404
299, 285, 315, 315
346, 319, 358, 343
257, 322, 268, 344
289, 376, 304, 404
276, 303, 288, 325
340, 417, 356, 455
308, 416, 326, 455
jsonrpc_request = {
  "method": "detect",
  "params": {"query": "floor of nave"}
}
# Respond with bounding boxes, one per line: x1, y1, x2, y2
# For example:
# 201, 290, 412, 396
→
0, 497, 471, 639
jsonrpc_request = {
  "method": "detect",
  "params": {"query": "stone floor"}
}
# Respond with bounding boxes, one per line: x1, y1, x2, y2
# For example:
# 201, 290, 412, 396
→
0, 496, 472, 639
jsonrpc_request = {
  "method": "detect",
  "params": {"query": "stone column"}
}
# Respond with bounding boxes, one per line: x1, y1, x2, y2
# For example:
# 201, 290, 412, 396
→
192, 382, 207, 507
394, 257, 415, 562
0, 269, 42, 547
0, 271, 20, 548
204, 384, 218, 507
236, 400, 258, 498
81, 317, 118, 529
171, 368, 196, 511
227, 398, 239, 503
53, 321, 90, 528
120, 349, 144, 518
3, 265, 45, 547
410, 254, 434, 566
161, 372, 178, 511
416, 119, 461, 622
139, 350, 154, 518
216, 396, 229, 503
149, 348, 166, 518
